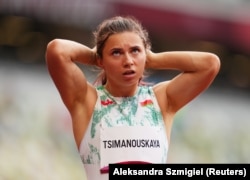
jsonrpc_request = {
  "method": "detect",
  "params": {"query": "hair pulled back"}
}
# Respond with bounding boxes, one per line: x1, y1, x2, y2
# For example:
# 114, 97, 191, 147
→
93, 16, 151, 85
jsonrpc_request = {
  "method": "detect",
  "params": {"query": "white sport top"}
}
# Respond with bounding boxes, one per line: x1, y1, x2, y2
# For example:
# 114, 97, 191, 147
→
79, 85, 168, 180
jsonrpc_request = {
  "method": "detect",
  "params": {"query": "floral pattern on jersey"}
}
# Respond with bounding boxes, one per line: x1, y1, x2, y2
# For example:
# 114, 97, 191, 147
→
81, 143, 100, 164
90, 85, 164, 138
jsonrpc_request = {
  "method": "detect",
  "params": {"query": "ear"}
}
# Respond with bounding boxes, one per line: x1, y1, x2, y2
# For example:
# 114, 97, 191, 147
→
97, 57, 104, 69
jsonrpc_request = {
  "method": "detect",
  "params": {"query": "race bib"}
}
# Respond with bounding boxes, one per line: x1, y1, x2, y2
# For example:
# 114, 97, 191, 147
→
100, 126, 168, 173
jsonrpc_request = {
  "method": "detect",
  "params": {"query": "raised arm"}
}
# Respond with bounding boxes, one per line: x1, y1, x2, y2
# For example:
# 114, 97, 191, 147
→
45, 39, 96, 111
146, 50, 220, 113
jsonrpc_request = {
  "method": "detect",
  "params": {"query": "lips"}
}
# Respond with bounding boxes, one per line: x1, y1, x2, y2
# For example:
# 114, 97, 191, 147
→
123, 70, 135, 75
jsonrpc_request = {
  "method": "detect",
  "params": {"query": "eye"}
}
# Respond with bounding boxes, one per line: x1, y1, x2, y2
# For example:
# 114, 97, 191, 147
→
131, 47, 140, 54
112, 50, 121, 56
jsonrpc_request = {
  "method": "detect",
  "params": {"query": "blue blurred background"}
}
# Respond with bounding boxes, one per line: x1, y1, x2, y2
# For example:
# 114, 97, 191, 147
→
0, 0, 250, 179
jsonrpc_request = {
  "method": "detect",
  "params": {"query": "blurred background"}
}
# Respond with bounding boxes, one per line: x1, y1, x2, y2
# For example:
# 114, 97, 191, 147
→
0, 0, 250, 179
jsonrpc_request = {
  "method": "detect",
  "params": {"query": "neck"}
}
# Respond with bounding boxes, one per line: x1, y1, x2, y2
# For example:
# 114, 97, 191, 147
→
104, 83, 138, 97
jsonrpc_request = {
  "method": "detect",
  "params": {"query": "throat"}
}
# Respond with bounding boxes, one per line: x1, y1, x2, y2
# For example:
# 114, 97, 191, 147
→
104, 84, 138, 97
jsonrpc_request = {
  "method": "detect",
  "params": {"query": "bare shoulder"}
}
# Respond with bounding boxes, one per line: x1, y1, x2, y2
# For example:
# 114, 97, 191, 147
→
72, 82, 97, 148
153, 81, 171, 113
70, 82, 97, 120
153, 81, 175, 141
82, 82, 98, 110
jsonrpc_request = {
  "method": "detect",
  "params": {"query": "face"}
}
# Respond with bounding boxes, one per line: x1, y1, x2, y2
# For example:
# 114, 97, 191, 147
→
100, 32, 146, 87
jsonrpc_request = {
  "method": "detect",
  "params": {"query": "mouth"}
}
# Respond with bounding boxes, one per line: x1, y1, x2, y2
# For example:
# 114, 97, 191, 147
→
123, 70, 135, 75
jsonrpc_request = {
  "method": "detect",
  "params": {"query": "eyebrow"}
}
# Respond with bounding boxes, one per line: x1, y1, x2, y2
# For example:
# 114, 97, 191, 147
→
110, 47, 122, 51
110, 45, 142, 51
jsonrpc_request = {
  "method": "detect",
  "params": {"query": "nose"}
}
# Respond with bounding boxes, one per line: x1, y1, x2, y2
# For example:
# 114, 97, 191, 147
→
123, 53, 134, 67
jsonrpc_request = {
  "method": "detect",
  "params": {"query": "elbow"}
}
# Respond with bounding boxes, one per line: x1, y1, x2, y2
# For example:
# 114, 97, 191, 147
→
206, 53, 221, 76
46, 39, 61, 58
45, 39, 65, 64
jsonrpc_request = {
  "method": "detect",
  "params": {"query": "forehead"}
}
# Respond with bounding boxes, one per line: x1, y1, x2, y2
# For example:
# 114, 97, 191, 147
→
105, 32, 144, 49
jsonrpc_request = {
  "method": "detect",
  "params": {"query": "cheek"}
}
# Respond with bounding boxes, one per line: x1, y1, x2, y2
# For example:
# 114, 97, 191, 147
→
136, 55, 146, 67
102, 61, 121, 74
